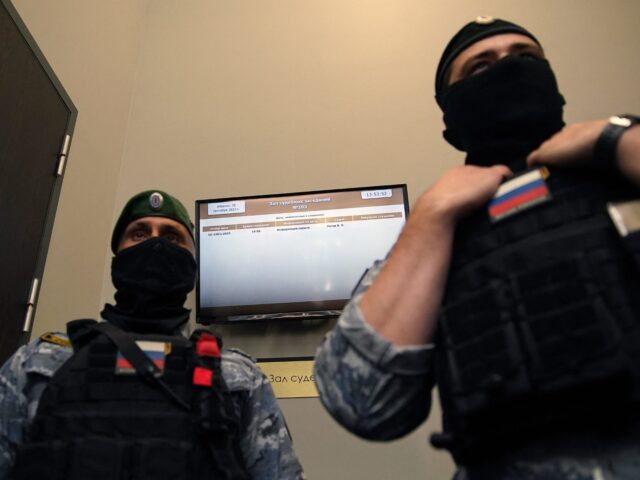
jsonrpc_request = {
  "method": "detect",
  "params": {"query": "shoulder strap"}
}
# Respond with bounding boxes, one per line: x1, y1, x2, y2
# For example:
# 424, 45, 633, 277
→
607, 199, 640, 271
624, 232, 640, 271
39, 332, 71, 348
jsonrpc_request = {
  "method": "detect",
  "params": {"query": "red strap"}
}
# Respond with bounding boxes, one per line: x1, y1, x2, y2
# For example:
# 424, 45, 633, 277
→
196, 333, 221, 358
193, 366, 214, 387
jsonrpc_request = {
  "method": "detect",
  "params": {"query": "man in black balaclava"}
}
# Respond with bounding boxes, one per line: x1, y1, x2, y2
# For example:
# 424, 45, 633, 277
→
315, 16, 640, 479
435, 17, 565, 171
0, 190, 305, 480
103, 190, 199, 334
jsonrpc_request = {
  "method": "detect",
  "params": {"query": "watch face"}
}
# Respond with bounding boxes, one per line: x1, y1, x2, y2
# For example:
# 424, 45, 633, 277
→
610, 116, 633, 128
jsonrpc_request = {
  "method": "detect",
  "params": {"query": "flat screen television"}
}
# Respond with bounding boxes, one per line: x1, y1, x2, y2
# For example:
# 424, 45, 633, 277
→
195, 184, 409, 324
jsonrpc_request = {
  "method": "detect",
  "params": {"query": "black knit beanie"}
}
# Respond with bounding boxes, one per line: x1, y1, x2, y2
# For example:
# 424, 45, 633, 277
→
435, 16, 541, 96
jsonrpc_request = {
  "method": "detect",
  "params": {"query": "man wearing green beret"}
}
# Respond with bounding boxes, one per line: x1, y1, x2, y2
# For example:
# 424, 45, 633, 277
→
315, 16, 640, 480
0, 190, 306, 479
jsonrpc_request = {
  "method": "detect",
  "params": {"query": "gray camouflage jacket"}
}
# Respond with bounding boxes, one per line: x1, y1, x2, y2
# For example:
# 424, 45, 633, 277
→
314, 260, 436, 441
314, 261, 640, 480
0, 332, 305, 479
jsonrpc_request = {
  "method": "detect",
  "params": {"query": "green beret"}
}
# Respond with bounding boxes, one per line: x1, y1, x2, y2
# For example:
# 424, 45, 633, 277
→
111, 190, 194, 253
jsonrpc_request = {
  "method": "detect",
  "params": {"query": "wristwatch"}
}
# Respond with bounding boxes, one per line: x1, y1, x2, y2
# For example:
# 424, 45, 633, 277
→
594, 114, 640, 168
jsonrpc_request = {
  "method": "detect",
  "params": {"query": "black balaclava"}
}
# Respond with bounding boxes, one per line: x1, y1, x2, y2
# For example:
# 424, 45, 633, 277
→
435, 17, 565, 171
102, 237, 196, 334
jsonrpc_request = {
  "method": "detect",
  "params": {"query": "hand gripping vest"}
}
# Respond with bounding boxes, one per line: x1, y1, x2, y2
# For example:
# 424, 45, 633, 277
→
430, 167, 640, 462
11, 320, 249, 480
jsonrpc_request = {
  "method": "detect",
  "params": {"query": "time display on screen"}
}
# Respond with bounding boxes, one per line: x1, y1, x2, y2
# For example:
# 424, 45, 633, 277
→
361, 189, 392, 200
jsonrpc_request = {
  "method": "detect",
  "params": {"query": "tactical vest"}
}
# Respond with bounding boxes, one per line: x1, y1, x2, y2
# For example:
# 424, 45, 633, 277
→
430, 166, 640, 462
11, 320, 249, 480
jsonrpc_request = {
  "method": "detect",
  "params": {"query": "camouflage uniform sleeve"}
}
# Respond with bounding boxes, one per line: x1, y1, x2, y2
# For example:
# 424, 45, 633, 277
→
222, 350, 306, 480
0, 337, 72, 478
314, 260, 437, 441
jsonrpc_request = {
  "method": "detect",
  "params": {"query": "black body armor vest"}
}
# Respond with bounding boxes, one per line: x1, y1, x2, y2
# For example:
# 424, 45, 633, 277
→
11, 321, 249, 480
431, 166, 640, 462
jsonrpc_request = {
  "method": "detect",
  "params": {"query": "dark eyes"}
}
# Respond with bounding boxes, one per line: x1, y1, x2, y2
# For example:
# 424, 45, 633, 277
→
163, 232, 179, 243
466, 51, 542, 78
131, 229, 149, 241
520, 52, 541, 60
467, 61, 490, 77
129, 229, 180, 244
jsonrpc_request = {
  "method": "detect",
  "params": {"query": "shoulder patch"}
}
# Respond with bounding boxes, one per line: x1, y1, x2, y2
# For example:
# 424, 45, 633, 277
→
39, 332, 71, 348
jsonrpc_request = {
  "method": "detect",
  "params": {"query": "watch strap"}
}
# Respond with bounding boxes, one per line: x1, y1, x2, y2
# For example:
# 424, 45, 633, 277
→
593, 114, 640, 169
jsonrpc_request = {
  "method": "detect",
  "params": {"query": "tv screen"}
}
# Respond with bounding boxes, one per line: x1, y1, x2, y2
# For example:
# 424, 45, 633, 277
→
196, 184, 409, 324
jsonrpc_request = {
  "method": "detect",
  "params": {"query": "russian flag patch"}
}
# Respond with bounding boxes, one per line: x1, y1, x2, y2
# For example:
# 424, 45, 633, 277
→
488, 167, 552, 222
115, 341, 171, 375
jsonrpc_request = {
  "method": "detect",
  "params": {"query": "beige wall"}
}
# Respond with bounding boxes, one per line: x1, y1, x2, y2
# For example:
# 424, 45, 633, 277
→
12, 0, 148, 335
12, 0, 640, 479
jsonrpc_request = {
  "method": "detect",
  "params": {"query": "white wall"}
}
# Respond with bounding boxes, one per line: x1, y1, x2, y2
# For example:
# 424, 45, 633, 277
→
12, 1, 640, 478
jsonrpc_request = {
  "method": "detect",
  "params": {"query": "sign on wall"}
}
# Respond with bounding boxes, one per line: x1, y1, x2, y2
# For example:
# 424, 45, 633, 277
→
257, 357, 318, 399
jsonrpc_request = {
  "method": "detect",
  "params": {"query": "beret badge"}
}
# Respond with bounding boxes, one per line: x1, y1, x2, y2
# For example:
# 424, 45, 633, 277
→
149, 192, 164, 210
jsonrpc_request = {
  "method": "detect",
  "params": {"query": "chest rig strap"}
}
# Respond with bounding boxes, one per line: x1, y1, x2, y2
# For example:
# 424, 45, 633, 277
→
190, 329, 249, 480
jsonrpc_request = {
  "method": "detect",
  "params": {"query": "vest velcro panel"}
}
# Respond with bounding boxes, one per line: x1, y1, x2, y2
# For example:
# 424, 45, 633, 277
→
435, 168, 640, 454
12, 329, 245, 480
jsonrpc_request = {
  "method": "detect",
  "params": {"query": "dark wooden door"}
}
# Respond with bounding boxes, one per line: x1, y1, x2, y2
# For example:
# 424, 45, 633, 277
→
0, 0, 77, 364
